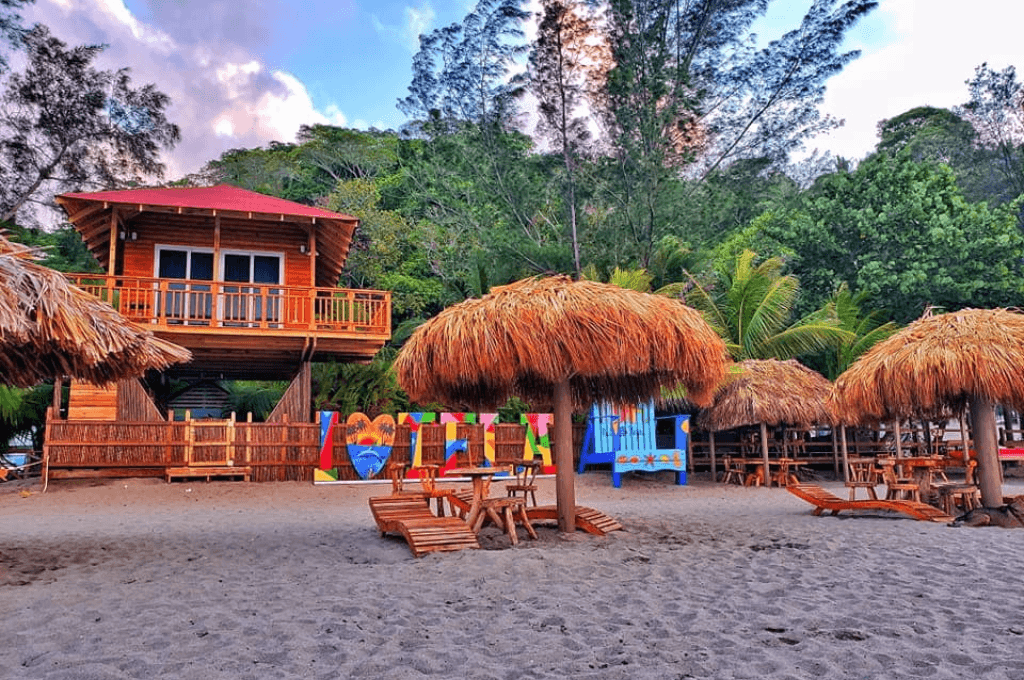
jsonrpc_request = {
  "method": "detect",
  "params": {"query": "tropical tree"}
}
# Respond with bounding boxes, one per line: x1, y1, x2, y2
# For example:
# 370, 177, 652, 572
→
594, 0, 877, 264
681, 249, 849, 361
818, 284, 899, 380
527, 0, 607, 277
957, 62, 1024, 204
0, 25, 180, 225
766, 154, 1024, 322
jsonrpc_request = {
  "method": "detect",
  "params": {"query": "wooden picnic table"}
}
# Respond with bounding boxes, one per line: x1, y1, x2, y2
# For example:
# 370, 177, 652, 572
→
444, 466, 538, 546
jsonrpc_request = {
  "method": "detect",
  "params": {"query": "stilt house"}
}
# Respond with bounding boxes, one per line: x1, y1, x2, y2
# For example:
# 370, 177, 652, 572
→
45, 185, 391, 481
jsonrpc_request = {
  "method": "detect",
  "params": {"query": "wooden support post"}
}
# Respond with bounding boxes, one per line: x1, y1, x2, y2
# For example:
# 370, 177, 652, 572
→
971, 396, 1002, 508
893, 419, 903, 458
553, 379, 575, 533
227, 414, 236, 466
185, 410, 194, 468
709, 430, 717, 483
831, 428, 840, 477
840, 424, 850, 483
760, 422, 770, 486
52, 377, 63, 419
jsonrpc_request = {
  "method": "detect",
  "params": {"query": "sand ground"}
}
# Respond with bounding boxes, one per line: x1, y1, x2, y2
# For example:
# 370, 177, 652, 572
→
2, 471, 1024, 679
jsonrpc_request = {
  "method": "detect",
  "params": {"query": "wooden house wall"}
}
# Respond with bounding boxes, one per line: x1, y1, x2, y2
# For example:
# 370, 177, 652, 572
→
120, 214, 313, 284
67, 383, 117, 421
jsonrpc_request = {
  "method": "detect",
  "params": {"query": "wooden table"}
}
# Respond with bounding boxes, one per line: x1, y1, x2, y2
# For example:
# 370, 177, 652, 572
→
444, 466, 508, 531
723, 457, 802, 487
896, 457, 956, 499
444, 465, 537, 546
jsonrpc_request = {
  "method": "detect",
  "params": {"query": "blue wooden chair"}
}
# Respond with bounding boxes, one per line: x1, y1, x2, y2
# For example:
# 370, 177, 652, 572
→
578, 400, 689, 487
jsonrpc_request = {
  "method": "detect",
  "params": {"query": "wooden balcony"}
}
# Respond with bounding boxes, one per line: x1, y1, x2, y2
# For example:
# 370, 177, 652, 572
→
68, 274, 391, 378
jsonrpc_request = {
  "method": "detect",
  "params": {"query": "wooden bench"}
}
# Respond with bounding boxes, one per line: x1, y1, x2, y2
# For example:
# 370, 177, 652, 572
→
165, 466, 251, 482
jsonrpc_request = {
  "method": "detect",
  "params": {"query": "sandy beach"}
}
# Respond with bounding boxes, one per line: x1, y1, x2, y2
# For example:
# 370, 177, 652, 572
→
3, 472, 1024, 679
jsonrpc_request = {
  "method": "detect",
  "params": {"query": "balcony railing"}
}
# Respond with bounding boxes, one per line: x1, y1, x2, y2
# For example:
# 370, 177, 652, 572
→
67, 274, 391, 336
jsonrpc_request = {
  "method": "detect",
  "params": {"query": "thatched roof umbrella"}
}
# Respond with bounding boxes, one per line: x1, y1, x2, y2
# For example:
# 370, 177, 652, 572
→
394, 275, 729, 532
697, 359, 836, 483
0, 235, 191, 388
832, 308, 1024, 507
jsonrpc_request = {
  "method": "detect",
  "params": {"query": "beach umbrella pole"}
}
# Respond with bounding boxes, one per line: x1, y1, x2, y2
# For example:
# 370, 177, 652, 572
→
971, 395, 1002, 507
554, 378, 576, 533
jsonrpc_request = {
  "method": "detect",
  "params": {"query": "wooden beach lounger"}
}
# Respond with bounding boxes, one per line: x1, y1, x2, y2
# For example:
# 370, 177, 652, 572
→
368, 495, 480, 557
787, 484, 953, 523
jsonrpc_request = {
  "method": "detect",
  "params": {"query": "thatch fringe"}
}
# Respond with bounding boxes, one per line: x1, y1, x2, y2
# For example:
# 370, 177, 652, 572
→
394, 276, 729, 410
832, 307, 1024, 424
0, 234, 191, 387
697, 359, 836, 431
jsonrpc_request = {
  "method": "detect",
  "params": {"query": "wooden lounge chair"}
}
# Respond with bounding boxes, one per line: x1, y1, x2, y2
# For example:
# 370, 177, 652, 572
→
367, 494, 480, 557
787, 483, 953, 523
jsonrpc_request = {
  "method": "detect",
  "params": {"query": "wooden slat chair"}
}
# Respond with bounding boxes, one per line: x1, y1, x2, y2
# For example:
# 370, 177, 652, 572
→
787, 484, 953, 522
845, 458, 881, 501
504, 459, 540, 507
878, 458, 921, 503
579, 400, 688, 487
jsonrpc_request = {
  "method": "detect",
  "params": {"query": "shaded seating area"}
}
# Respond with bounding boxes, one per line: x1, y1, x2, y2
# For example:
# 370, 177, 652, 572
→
699, 359, 837, 487
787, 483, 954, 522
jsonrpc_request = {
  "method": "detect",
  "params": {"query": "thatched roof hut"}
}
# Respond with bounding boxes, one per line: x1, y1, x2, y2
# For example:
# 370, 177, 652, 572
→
697, 359, 835, 432
832, 308, 1024, 507
0, 235, 191, 387
395, 275, 729, 532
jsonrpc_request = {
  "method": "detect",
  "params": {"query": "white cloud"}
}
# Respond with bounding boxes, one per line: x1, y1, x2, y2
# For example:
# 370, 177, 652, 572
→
24, 0, 354, 179
402, 3, 437, 53
808, 0, 1024, 161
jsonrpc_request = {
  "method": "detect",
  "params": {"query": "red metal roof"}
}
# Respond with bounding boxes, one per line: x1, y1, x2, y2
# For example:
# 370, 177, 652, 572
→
58, 184, 355, 221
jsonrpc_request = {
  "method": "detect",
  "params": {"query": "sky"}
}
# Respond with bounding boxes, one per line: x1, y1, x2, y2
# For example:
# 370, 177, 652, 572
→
22, 0, 1024, 180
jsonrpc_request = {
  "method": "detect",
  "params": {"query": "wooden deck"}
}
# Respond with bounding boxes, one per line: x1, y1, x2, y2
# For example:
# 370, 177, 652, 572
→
66, 274, 390, 376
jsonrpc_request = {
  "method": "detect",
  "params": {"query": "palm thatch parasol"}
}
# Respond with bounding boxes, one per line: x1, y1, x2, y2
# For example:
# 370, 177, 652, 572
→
697, 359, 835, 483
832, 307, 1024, 507
0, 235, 191, 387
697, 359, 836, 432
395, 275, 729, 532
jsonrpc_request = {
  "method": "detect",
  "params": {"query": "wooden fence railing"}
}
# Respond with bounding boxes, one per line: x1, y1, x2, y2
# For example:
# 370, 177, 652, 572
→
45, 413, 319, 482
66, 273, 391, 336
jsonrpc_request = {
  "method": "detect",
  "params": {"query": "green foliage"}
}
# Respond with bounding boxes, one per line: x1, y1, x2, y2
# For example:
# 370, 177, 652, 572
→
313, 357, 409, 418
398, 0, 528, 126
768, 154, 1024, 322
221, 382, 285, 422
5, 223, 102, 272
0, 383, 52, 452
818, 284, 899, 379
682, 250, 850, 361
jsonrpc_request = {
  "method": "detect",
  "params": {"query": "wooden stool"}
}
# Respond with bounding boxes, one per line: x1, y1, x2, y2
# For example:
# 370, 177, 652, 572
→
475, 496, 538, 547
938, 484, 981, 516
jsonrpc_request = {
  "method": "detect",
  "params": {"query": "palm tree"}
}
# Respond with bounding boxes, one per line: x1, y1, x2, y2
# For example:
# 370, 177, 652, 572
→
821, 283, 900, 380
681, 250, 851, 361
